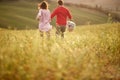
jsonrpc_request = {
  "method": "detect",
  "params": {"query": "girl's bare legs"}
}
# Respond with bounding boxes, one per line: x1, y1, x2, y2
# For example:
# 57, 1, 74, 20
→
46, 30, 50, 39
40, 31, 44, 37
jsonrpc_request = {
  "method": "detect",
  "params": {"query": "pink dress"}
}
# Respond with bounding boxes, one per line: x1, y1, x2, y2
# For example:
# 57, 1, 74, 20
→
37, 9, 52, 32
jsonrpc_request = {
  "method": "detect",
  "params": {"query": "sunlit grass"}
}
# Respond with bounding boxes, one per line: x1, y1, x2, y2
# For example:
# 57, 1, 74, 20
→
0, 23, 120, 80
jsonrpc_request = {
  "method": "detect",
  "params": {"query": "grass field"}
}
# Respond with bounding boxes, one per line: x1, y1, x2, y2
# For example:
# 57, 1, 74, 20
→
0, 1, 120, 80
0, 23, 120, 80
0, 1, 108, 29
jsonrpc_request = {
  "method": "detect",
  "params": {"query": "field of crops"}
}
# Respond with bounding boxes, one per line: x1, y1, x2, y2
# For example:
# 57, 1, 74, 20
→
0, 23, 120, 80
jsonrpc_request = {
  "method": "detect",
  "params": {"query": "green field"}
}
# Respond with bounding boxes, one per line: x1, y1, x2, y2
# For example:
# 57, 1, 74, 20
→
0, 1, 108, 29
0, 23, 120, 80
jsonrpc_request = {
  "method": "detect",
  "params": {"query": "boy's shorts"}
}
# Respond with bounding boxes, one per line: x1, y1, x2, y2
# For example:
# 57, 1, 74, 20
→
56, 25, 66, 33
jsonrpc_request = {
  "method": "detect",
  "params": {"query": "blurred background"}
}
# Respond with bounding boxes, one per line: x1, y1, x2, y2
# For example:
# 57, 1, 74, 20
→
52, 0, 120, 10
0, 0, 120, 29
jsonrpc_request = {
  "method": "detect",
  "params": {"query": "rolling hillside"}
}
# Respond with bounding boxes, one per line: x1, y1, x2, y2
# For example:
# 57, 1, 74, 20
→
52, 0, 120, 10
0, 1, 108, 29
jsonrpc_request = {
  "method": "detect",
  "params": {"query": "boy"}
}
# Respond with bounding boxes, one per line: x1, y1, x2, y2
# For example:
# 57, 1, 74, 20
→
51, 0, 72, 38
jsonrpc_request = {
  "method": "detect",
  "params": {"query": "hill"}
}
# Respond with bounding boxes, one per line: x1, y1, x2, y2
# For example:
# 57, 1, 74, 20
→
0, 23, 120, 80
0, 0, 108, 29
52, 0, 120, 10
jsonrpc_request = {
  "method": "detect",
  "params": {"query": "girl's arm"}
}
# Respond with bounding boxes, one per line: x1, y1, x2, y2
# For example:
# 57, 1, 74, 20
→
36, 9, 42, 21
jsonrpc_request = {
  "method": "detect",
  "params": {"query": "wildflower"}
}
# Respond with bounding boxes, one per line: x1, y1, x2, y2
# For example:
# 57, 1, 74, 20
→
20, 44, 24, 48
30, 37, 33, 40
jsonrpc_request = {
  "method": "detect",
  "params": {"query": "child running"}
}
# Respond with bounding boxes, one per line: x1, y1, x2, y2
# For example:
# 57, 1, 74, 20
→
51, 0, 72, 38
36, 1, 52, 39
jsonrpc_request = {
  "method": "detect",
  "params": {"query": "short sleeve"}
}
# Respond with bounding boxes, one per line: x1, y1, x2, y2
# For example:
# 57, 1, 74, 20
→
38, 9, 42, 16
36, 9, 42, 19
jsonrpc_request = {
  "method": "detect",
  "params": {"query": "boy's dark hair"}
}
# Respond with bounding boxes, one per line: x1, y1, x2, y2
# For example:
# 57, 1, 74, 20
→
58, 0, 63, 5
40, 1, 48, 9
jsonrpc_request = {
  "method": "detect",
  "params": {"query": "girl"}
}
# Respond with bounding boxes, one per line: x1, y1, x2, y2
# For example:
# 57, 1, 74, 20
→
36, 1, 52, 38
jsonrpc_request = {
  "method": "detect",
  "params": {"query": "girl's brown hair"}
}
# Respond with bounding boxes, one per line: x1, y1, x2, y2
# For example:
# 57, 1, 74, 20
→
38, 1, 48, 9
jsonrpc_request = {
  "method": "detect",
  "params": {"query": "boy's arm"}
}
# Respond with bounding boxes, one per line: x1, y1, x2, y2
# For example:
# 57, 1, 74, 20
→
67, 9, 72, 20
51, 8, 58, 19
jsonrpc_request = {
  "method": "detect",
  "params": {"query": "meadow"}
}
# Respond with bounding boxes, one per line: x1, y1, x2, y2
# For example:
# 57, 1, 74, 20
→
0, 0, 120, 80
0, 23, 120, 80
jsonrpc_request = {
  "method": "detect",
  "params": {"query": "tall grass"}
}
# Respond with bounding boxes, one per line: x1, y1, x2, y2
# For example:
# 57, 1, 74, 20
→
0, 23, 120, 80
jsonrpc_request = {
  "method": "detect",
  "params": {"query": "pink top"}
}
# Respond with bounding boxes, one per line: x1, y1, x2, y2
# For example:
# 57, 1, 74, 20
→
37, 9, 52, 32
